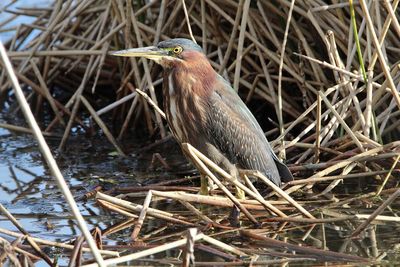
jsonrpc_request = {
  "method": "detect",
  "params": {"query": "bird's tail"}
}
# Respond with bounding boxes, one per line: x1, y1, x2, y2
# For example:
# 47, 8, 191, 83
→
274, 158, 294, 182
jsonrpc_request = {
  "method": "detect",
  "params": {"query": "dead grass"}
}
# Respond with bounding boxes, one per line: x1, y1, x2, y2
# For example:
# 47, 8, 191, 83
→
0, 0, 399, 266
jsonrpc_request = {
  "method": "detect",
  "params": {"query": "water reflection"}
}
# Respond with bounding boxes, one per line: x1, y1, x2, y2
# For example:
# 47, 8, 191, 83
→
0, 119, 190, 241
1, 118, 400, 265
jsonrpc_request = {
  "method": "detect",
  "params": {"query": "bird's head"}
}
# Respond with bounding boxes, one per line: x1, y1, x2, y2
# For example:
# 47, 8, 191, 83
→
111, 38, 216, 97
110, 38, 207, 69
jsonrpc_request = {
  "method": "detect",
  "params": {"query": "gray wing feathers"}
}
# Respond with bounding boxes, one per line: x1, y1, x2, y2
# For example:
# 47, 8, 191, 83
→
206, 90, 282, 185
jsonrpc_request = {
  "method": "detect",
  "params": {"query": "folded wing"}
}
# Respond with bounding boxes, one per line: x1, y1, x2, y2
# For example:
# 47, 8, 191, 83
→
205, 76, 293, 185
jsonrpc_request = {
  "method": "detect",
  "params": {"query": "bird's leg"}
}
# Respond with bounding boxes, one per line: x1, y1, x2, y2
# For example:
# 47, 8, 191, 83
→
200, 173, 209, 195
200, 173, 216, 195
230, 167, 245, 200
181, 147, 211, 195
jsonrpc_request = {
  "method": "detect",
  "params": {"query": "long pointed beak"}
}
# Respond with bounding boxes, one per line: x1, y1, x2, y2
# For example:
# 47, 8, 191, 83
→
109, 46, 168, 61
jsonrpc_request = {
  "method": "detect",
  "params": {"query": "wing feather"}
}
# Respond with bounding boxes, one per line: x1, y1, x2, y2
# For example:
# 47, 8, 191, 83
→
205, 76, 293, 185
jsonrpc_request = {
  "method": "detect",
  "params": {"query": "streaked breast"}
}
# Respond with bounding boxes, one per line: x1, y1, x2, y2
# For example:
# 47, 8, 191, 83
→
163, 72, 206, 145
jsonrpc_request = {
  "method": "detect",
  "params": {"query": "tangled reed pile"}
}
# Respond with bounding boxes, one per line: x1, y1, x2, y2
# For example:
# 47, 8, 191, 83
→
0, 0, 399, 266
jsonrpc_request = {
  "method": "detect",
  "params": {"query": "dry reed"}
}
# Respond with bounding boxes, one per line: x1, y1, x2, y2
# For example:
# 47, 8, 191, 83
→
0, 0, 399, 266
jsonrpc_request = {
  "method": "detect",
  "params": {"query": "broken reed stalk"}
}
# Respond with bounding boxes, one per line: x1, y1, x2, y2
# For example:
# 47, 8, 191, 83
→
97, 199, 139, 218
151, 190, 266, 210
359, 0, 400, 110
0, 204, 53, 265
0, 41, 106, 266
183, 143, 288, 217
1, 0, 400, 265
68, 236, 85, 267
376, 154, 400, 196
1, 0, 399, 166
0, 122, 59, 137
96, 192, 195, 226
276, 0, 296, 160
82, 233, 206, 267
183, 143, 260, 226
250, 171, 315, 219
0, 228, 119, 256
241, 230, 368, 263
131, 190, 152, 240
80, 95, 125, 155
178, 199, 214, 223
0, 237, 20, 266
182, 228, 197, 267
351, 188, 400, 238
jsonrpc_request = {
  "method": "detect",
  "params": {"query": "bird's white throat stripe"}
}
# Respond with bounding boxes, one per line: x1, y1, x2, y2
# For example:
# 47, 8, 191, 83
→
168, 73, 175, 95
167, 74, 185, 141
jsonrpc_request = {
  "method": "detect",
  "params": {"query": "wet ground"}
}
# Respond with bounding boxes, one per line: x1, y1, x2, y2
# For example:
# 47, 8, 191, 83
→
1, 0, 400, 265
0, 113, 194, 266
1, 111, 400, 266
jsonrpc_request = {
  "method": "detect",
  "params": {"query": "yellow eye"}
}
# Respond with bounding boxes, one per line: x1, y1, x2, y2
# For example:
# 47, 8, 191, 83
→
173, 46, 183, 54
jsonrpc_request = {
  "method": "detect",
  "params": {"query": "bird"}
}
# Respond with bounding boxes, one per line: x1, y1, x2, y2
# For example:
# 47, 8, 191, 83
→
110, 38, 293, 196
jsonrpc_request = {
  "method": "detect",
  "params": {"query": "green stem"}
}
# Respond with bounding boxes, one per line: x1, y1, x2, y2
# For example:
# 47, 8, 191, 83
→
349, 0, 368, 83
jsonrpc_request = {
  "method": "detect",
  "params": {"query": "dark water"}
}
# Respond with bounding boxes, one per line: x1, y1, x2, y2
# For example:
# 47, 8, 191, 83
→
1, 116, 400, 266
0, 112, 194, 265
1, 1, 399, 263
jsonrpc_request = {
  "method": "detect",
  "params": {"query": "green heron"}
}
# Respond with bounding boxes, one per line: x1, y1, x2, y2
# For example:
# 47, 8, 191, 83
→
111, 38, 293, 195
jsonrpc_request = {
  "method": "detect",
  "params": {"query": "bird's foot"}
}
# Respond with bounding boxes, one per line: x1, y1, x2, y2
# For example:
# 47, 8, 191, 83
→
235, 186, 246, 200
228, 205, 241, 227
